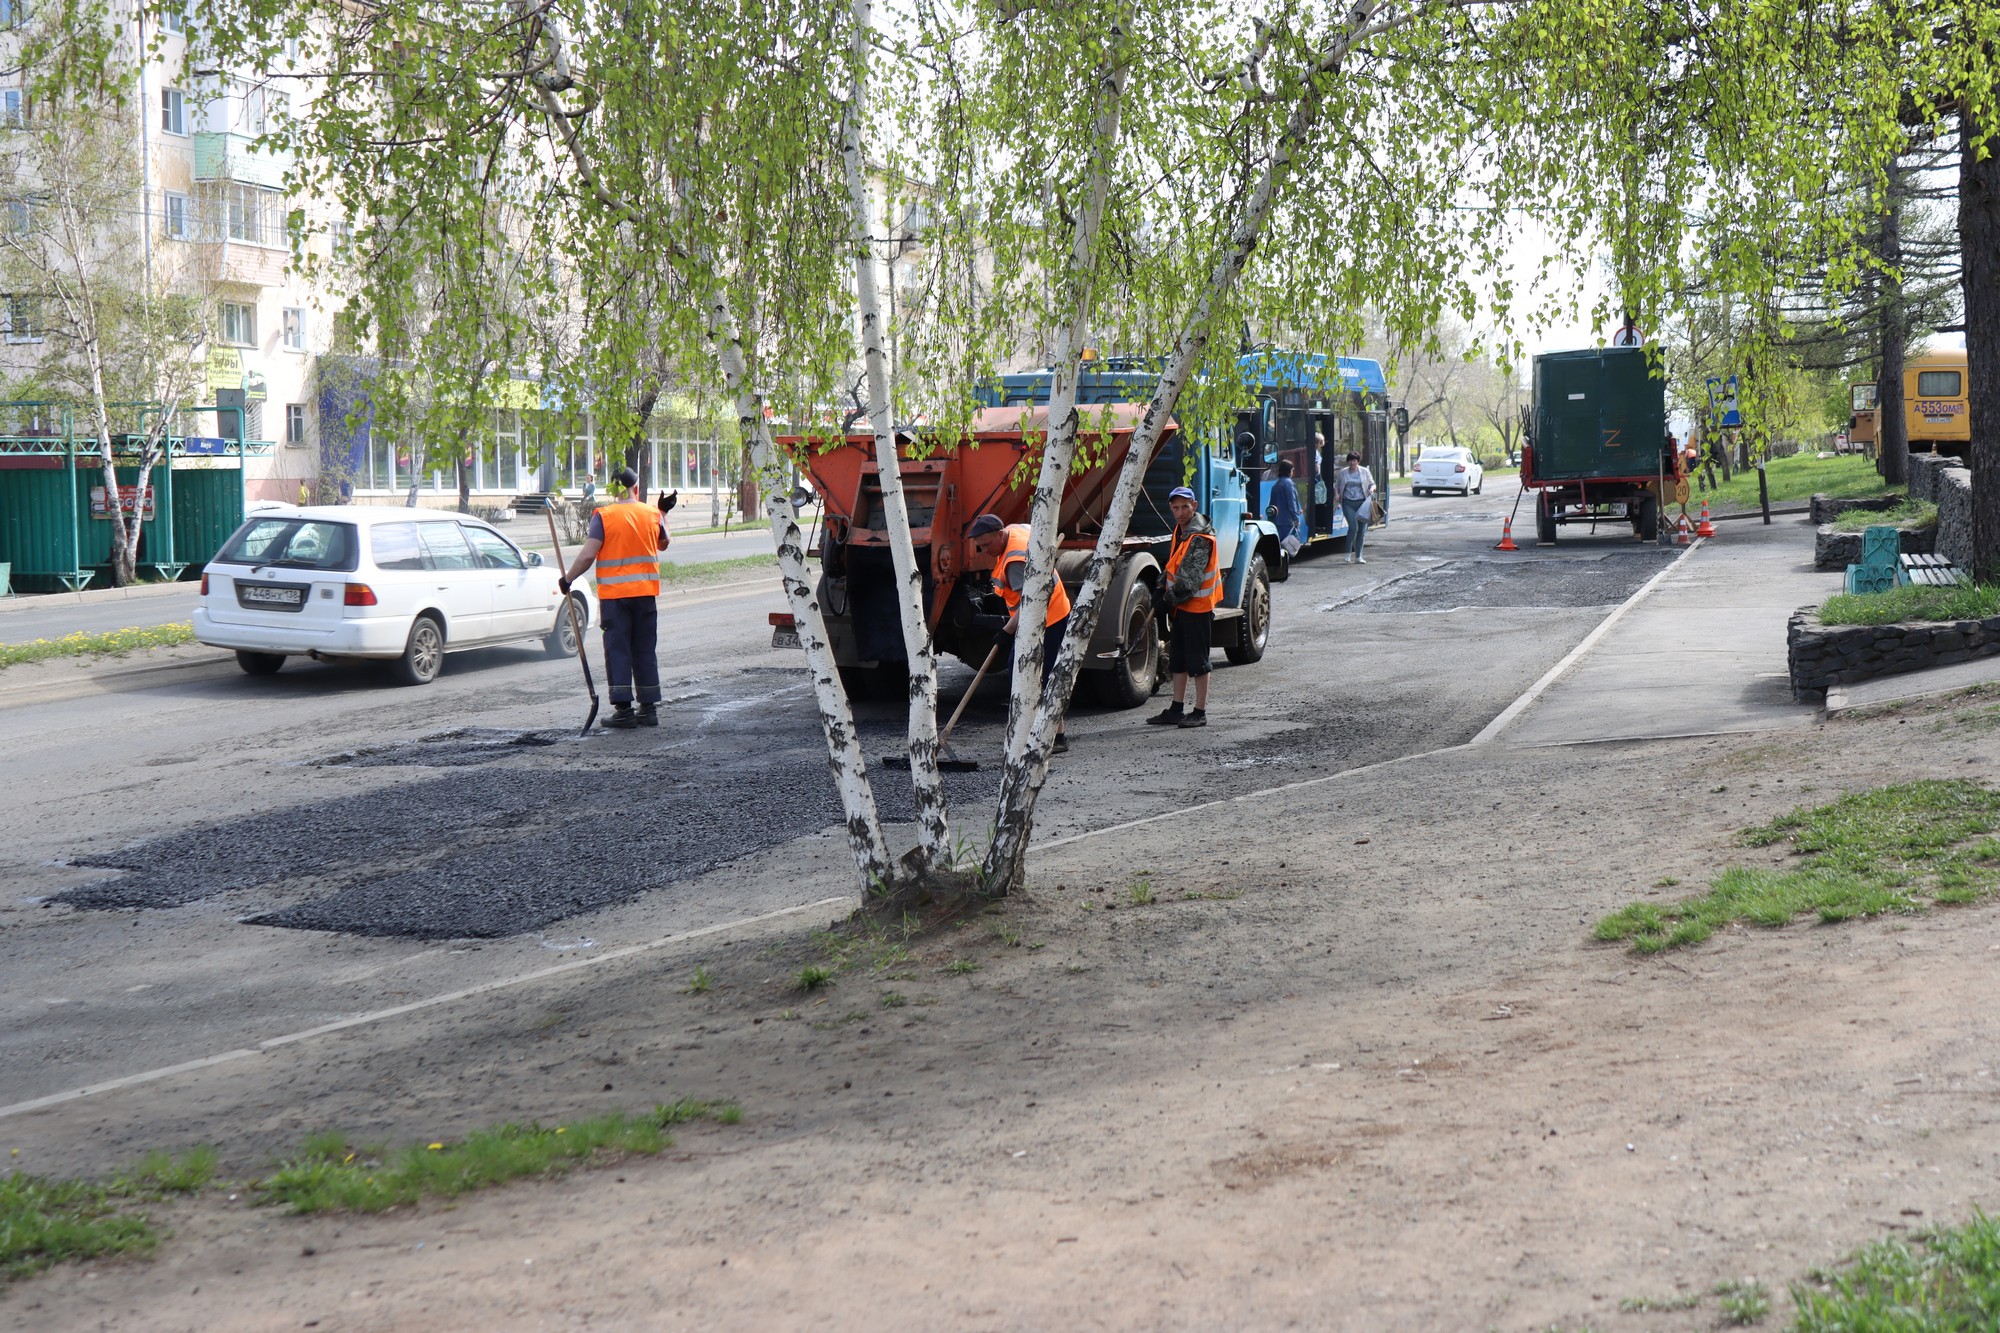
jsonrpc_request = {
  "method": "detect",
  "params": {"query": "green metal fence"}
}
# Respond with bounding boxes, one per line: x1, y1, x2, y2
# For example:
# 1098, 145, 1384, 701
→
0, 403, 259, 592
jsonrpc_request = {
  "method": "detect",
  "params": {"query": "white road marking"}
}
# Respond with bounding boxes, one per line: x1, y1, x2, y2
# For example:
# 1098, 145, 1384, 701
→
0, 896, 854, 1122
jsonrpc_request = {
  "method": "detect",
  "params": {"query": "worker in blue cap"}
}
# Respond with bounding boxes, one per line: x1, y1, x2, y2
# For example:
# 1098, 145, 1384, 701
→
1147, 486, 1217, 728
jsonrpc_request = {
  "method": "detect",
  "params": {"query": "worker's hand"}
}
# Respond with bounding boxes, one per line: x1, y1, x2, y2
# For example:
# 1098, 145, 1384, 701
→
559, 575, 573, 595
1003, 614, 1019, 637
659, 490, 679, 514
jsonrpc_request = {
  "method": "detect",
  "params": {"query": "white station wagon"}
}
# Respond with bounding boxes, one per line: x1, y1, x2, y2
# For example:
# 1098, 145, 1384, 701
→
194, 506, 594, 685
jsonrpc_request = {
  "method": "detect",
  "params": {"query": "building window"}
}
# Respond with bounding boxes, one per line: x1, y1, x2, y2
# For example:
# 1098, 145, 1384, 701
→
160, 88, 185, 136
220, 301, 256, 346
4, 197, 28, 236
0, 89, 26, 127
162, 191, 189, 240
208, 182, 281, 246
285, 403, 306, 445
281, 306, 305, 351
162, 4, 184, 33
0, 0, 26, 31
5, 293, 40, 343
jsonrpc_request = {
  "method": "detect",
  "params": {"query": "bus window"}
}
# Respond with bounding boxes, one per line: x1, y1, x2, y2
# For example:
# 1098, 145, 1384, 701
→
1917, 370, 1962, 397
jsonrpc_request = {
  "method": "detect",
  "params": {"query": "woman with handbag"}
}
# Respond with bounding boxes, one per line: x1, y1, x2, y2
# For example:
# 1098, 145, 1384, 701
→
1336, 452, 1376, 564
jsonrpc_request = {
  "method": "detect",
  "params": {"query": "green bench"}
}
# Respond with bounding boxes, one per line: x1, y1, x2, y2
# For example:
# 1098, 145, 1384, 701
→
1844, 525, 1903, 594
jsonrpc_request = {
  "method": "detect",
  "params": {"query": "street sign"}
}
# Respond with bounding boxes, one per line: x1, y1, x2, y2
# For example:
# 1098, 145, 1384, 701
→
1705, 374, 1743, 429
181, 437, 230, 455
1392, 405, 1409, 432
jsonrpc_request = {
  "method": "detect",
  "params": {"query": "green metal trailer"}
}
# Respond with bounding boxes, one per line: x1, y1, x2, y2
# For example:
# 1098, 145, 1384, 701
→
0, 405, 253, 591
1523, 348, 1675, 543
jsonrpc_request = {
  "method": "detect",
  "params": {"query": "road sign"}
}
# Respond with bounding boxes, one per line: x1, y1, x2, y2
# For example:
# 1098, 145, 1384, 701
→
1706, 375, 1743, 429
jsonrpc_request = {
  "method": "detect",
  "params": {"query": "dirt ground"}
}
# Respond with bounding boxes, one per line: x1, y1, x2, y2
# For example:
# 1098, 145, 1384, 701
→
7, 688, 2000, 1331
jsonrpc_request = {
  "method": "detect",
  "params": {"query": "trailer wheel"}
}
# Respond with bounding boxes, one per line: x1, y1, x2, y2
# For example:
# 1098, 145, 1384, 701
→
1632, 495, 1660, 541
1535, 491, 1558, 545
1086, 577, 1161, 709
1224, 557, 1271, 665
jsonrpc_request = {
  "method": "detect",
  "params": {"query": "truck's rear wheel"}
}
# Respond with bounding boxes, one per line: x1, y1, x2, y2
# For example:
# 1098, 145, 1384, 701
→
1535, 492, 1558, 545
1224, 557, 1271, 665
1086, 577, 1161, 709
840, 662, 910, 703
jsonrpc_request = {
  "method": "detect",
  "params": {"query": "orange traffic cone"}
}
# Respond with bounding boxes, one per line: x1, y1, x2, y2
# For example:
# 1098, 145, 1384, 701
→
1695, 499, 1715, 539
1495, 514, 1519, 552
1675, 512, 1692, 546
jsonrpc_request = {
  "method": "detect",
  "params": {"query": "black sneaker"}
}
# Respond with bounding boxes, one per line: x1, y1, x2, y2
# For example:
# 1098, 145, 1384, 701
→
1179, 708, 1208, 728
1051, 733, 1069, 755
1146, 703, 1185, 726
603, 705, 638, 730
636, 704, 660, 727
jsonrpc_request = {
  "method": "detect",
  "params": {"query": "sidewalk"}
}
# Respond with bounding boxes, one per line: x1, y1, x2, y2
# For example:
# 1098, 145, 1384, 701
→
1488, 514, 1837, 746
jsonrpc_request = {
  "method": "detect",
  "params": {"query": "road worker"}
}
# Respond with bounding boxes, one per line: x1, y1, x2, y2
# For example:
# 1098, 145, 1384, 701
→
1147, 485, 1218, 729
966, 512, 1071, 755
561, 466, 669, 729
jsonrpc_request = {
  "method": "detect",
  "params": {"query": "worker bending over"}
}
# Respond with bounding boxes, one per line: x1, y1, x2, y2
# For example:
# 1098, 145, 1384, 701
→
967, 513, 1071, 756
1149, 486, 1218, 729
561, 467, 669, 729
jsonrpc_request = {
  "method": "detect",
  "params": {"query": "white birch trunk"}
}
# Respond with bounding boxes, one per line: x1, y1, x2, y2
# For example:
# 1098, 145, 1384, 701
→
841, 0, 951, 870
977, 29, 1132, 894
704, 281, 901, 892
983, 3, 1386, 889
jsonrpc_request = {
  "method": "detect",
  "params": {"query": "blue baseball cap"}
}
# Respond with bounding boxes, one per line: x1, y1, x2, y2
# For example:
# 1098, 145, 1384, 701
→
1168, 486, 1196, 503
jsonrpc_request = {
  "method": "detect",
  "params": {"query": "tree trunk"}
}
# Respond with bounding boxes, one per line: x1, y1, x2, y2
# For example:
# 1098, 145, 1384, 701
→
1963, 107, 2000, 582
842, 0, 952, 875
982, 1, 1384, 892
1878, 158, 1909, 486
703, 279, 902, 895
457, 455, 472, 513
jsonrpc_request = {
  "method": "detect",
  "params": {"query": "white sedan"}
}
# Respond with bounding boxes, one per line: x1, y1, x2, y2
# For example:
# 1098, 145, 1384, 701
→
1411, 447, 1485, 496
194, 506, 595, 685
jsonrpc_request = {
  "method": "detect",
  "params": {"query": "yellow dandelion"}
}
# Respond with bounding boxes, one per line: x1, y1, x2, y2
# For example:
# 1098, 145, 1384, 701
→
428, 1143, 444, 1151
555, 1127, 566, 1135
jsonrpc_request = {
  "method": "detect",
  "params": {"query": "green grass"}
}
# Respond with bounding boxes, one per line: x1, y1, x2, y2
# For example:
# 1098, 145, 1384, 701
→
1594, 781, 2000, 953
1703, 452, 1892, 512
1819, 583, 2000, 627
1830, 499, 1938, 532
1715, 1277, 1771, 1324
794, 963, 834, 990
1, 1147, 217, 1284
657, 554, 778, 586
1793, 1211, 2000, 1330
0, 622, 196, 669
260, 1102, 737, 1215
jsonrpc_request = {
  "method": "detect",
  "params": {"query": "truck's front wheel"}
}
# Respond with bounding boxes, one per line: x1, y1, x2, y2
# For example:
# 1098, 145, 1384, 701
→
1086, 577, 1161, 709
1535, 492, 1559, 545
1224, 557, 1271, 665
1632, 495, 1660, 541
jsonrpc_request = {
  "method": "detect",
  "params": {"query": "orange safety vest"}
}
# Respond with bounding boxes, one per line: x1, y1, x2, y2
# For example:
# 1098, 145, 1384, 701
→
997, 524, 1070, 626
1166, 527, 1221, 614
594, 501, 662, 600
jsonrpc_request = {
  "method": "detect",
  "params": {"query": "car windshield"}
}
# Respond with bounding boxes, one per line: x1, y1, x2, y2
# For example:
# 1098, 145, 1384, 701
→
216, 518, 359, 572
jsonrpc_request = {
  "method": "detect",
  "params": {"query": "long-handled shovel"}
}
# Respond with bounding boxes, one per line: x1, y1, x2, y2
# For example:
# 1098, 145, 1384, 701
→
545, 506, 599, 736
881, 640, 1003, 773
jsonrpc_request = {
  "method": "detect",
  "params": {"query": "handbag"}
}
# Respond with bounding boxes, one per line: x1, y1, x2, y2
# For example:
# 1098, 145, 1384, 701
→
1312, 477, 1328, 505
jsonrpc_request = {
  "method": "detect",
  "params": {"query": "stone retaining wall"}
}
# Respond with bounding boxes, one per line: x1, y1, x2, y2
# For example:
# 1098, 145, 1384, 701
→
1788, 606, 2000, 702
1935, 463, 1974, 569
1808, 493, 1902, 525
1813, 521, 1936, 571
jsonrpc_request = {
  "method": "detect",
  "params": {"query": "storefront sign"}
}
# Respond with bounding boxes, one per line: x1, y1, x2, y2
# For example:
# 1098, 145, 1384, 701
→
207, 347, 244, 392
89, 484, 155, 520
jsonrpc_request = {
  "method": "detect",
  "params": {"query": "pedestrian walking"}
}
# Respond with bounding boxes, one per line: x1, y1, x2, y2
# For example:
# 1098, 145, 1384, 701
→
1336, 452, 1376, 564
1147, 486, 1219, 729
1268, 459, 1303, 558
966, 513, 1072, 754
561, 466, 668, 729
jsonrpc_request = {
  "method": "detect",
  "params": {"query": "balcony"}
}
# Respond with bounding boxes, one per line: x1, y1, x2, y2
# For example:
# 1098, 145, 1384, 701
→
200, 241, 287, 287
191, 131, 292, 189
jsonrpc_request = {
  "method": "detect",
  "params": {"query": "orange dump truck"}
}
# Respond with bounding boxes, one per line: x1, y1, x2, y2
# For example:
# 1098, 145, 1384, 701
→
776, 396, 1283, 710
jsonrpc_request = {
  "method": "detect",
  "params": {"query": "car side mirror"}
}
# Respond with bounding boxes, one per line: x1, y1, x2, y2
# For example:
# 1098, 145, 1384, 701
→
526, 551, 543, 567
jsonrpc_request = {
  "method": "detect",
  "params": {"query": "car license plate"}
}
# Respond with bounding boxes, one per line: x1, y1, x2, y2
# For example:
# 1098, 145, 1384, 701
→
238, 582, 306, 611
771, 626, 802, 650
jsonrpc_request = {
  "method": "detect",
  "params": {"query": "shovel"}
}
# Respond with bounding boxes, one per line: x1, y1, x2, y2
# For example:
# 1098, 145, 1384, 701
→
881, 640, 1003, 773
545, 506, 600, 736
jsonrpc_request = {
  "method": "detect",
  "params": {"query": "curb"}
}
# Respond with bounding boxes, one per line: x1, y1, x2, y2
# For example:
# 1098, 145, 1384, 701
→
0, 580, 195, 615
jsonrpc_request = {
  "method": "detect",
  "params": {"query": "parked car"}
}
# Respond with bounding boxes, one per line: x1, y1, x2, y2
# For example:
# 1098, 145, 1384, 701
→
194, 506, 595, 685
1412, 446, 1484, 496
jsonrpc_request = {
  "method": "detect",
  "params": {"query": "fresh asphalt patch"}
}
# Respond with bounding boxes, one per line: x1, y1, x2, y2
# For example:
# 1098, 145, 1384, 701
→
1343, 549, 1678, 613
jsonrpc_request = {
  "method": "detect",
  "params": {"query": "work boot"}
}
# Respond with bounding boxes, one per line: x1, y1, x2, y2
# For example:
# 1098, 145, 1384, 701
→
1355, 556, 1368, 564
636, 703, 660, 727
1051, 732, 1070, 755
603, 704, 638, 730
1146, 702, 1185, 726
1179, 707, 1208, 728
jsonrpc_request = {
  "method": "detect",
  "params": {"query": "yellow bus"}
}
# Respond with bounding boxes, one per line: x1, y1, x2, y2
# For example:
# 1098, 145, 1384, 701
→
1905, 350, 1970, 456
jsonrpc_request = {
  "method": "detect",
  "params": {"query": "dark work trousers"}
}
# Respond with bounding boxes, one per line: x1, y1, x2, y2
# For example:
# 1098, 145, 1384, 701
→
1016, 614, 1071, 690
599, 596, 661, 706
